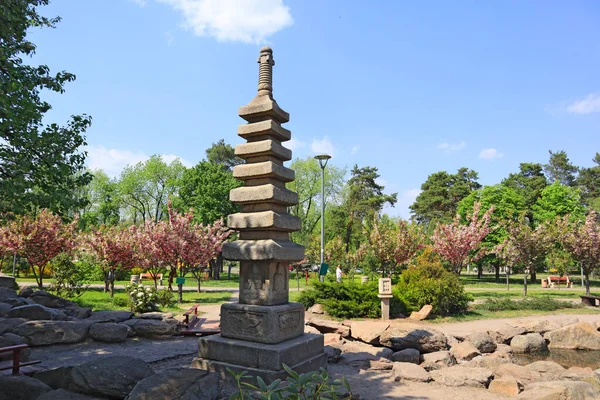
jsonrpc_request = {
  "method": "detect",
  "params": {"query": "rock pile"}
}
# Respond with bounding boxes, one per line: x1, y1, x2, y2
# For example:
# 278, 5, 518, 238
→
0, 288, 181, 348
306, 316, 600, 397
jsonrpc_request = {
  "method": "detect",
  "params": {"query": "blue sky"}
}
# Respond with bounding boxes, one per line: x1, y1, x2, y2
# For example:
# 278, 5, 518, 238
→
29, 0, 600, 218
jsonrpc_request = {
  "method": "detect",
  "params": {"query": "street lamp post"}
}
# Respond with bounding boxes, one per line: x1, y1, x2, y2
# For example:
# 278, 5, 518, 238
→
314, 153, 331, 282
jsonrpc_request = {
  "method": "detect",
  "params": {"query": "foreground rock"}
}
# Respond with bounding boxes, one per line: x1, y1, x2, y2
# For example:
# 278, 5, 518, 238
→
495, 363, 542, 385
37, 389, 98, 400
450, 341, 481, 361
0, 317, 27, 335
545, 322, 600, 351
488, 376, 523, 397
8, 304, 67, 321
510, 332, 547, 353
306, 318, 350, 337
430, 366, 493, 388
349, 321, 389, 344
390, 348, 420, 364
89, 323, 129, 343
339, 341, 393, 370
495, 324, 527, 343
408, 305, 433, 321
36, 356, 154, 399
86, 311, 133, 323
392, 362, 431, 382
420, 350, 456, 371
122, 319, 176, 338
0, 332, 29, 361
519, 381, 600, 399
125, 368, 218, 400
13, 320, 90, 346
466, 332, 497, 353
379, 323, 447, 353
0, 374, 52, 400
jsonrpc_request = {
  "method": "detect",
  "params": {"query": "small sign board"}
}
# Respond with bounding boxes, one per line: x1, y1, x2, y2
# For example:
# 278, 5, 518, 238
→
319, 263, 329, 276
176, 277, 186, 285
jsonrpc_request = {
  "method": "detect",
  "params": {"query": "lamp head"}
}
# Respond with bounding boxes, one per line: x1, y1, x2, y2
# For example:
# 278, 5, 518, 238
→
314, 153, 331, 168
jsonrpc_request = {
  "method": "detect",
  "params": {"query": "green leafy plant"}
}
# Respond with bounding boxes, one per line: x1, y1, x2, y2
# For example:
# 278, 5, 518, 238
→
49, 253, 94, 298
475, 296, 580, 312
125, 283, 159, 313
155, 288, 175, 308
298, 280, 382, 318
227, 364, 352, 400
396, 248, 473, 316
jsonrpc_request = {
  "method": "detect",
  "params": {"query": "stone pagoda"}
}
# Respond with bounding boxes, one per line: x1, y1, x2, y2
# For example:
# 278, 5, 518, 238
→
193, 47, 326, 382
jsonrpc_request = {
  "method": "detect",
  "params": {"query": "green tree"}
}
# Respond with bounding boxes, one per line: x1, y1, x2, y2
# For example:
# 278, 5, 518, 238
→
532, 181, 585, 224
577, 153, 600, 211
118, 155, 185, 223
0, 0, 92, 217
410, 168, 481, 227
79, 170, 121, 229
544, 150, 578, 187
287, 157, 345, 246
175, 161, 241, 224
205, 139, 242, 171
502, 162, 548, 218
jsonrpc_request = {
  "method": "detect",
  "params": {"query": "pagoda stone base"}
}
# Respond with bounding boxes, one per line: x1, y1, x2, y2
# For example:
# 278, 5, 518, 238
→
220, 302, 304, 344
193, 333, 326, 384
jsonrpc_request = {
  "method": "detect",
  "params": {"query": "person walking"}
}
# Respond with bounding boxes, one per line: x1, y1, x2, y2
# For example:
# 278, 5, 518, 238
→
336, 265, 343, 283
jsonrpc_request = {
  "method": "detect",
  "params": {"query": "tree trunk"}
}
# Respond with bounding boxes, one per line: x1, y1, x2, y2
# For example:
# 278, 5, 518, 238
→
168, 269, 176, 291
178, 283, 183, 303
495, 263, 500, 283
197, 277, 201, 293
523, 274, 528, 296
530, 270, 537, 284
585, 273, 591, 296
506, 268, 510, 291
110, 278, 115, 298
33, 267, 43, 289
477, 265, 482, 279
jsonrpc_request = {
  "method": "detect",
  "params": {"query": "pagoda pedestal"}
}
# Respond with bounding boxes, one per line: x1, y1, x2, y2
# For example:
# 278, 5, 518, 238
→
193, 47, 326, 383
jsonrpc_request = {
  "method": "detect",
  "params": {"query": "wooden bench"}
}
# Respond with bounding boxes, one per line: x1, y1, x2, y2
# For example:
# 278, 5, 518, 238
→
140, 273, 163, 286
0, 344, 40, 375
180, 304, 220, 336
580, 295, 600, 307
547, 276, 572, 288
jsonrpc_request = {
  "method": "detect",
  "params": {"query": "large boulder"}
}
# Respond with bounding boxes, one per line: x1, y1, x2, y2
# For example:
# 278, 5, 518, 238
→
0, 287, 18, 301
488, 376, 524, 397
526, 361, 566, 381
0, 333, 29, 361
519, 381, 600, 399
29, 291, 73, 308
0, 374, 52, 400
13, 320, 90, 346
0, 275, 17, 290
408, 304, 433, 321
390, 348, 420, 364
0, 317, 27, 335
545, 322, 600, 351
379, 323, 447, 353
420, 350, 456, 371
8, 304, 67, 321
0, 302, 12, 317
465, 355, 512, 372
349, 321, 389, 344
513, 317, 579, 335
89, 323, 129, 343
86, 310, 133, 323
466, 332, 497, 353
37, 389, 98, 400
125, 368, 218, 400
304, 325, 321, 335
122, 319, 176, 338
339, 340, 393, 370
340, 340, 393, 359
450, 341, 481, 361
495, 324, 527, 343
510, 332, 547, 353
561, 367, 597, 382
495, 363, 542, 385
324, 345, 342, 362
392, 362, 431, 382
306, 318, 350, 337
430, 366, 493, 388
1, 297, 31, 307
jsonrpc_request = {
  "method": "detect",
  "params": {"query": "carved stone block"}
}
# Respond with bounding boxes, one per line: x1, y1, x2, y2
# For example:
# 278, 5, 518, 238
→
238, 261, 290, 305
220, 302, 304, 344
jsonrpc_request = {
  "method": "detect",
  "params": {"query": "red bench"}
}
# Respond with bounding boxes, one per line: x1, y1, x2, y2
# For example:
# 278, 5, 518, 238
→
547, 276, 572, 288
0, 344, 40, 375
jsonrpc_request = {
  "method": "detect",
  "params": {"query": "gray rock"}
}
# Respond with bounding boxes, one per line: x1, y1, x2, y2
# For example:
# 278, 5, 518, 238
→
450, 341, 481, 361
495, 363, 542, 385
465, 356, 512, 372
519, 381, 600, 399
466, 332, 497, 353
18, 287, 34, 298
324, 345, 342, 362
304, 325, 321, 335
133, 312, 174, 320
526, 360, 566, 381
392, 362, 431, 382
339, 341, 393, 369
0, 287, 18, 301
125, 368, 218, 400
89, 323, 129, 343
496, 324, 527, 343
0, 374, 52, 400
13, 320, 90, 346
340, 340, 393, 359
420, 350, 456, 371
123, 319, 176, 338
37, 389, 99, 400
29, 291, 73, 308
560, 366, 596, 381
34, 366, 76, 391
86, 310, 133, 323
8, 304, 67, 321
510, 332, 547, 353
379, 323, 447, 353
1, 297, 29, 307
0, 332, 29, 361
0, 317, 27, 334
0, 276, 17, 290
390, 348, 420, 364
309, 303, 325, 314
545, 322, 600, 351
430, 366, 493, 388
349, 321, 390, 345
0, 302, 11, 317
306, 318, 350, 337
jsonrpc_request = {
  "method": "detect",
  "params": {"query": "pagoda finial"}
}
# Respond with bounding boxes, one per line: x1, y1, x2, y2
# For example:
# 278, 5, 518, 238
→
257, 46, 274, 96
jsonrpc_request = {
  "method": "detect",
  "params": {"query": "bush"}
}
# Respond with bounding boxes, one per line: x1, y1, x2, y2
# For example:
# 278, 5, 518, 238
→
475, 296, 579, 312
396, 249, 472, 316
126, 284, 159, 313
299, 279, 391, 319
156, 288, 175, 308
49, 253, 94, 298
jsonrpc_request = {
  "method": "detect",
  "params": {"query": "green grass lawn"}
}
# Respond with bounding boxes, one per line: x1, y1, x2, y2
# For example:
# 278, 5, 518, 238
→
70, 288, 234, 315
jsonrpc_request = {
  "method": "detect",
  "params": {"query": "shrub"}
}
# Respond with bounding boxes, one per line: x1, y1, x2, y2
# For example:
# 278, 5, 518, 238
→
396, 249, 472, 316
475, 296, 580, 312
156, 288, 175, 308
49, 253, 94, 298
228, 364, 352, 400
299, 279, 385, 319
126, 284, 159, 313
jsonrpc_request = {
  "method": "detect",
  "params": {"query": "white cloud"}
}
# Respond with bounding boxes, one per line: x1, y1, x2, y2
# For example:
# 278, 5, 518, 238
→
157, 0, 293, 44
164, 31, 175, 46
567, 93, 600, 114
351, 145, 360, 155
286, 137, 306, 152
86, 145, 192, 177
437, 141, 466, 153
478, 148, 504, 160
311, 136, 335, 157
130, 0, 147, 7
